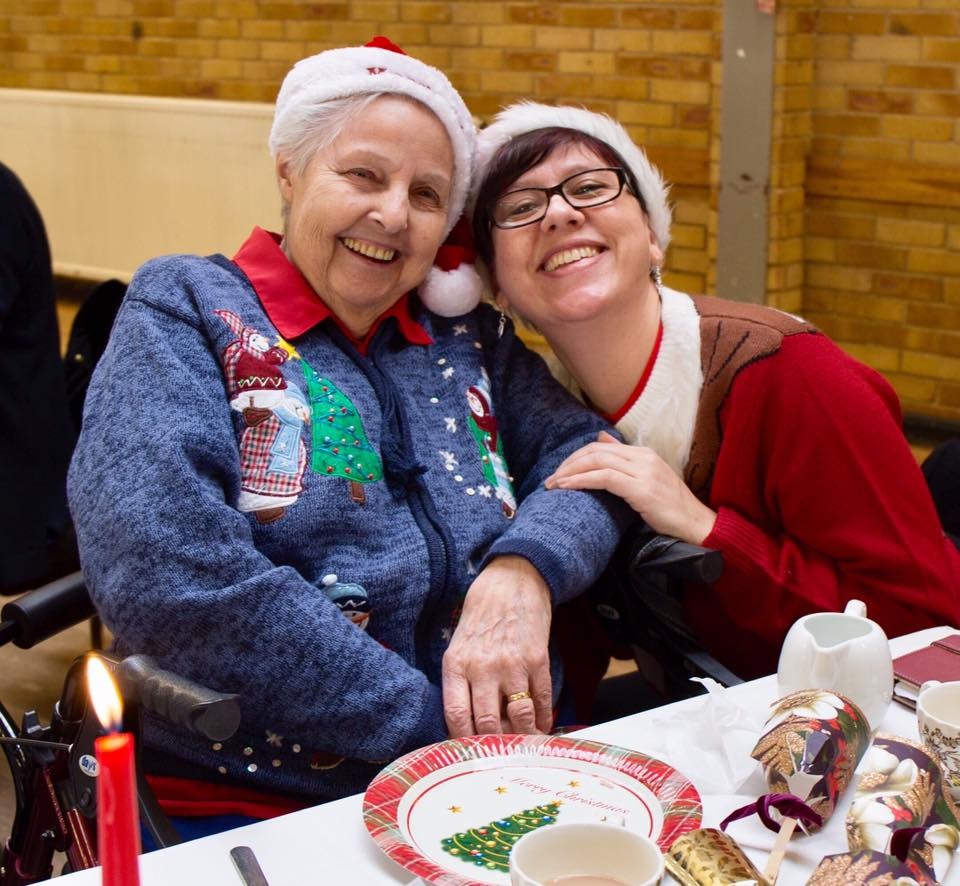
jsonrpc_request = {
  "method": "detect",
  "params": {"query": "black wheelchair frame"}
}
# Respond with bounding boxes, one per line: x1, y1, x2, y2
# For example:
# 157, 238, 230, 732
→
589, 528, 739, 705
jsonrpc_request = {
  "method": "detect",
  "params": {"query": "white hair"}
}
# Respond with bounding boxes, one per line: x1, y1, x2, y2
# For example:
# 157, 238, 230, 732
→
275, 93, 411, 228
272, 92, 383, 180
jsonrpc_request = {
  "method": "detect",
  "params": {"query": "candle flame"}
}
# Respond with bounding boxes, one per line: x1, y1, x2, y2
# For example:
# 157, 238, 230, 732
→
87, 655, 123, 732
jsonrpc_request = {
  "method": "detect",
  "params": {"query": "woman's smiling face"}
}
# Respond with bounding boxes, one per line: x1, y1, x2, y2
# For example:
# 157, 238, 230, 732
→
276, 94, 454, 337
490, 141, 662, 333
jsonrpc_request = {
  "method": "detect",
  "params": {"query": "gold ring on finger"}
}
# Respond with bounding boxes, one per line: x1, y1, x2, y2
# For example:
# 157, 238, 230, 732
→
505, 690, 532, 703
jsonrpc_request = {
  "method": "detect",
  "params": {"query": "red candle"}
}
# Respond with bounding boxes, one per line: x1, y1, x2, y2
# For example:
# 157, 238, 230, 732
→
88, 656, 141, 886
95, 731, 141, 886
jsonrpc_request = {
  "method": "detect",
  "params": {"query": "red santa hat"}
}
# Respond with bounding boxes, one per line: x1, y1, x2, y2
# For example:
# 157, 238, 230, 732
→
473, 101, 672, 253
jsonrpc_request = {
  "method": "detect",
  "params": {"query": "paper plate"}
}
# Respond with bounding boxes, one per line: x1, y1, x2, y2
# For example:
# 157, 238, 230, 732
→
363, 733, 702, 885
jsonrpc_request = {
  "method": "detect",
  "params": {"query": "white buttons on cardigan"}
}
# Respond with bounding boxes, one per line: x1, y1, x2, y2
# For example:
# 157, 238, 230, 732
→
247, 763, 258, 773
430, 397, 439, 403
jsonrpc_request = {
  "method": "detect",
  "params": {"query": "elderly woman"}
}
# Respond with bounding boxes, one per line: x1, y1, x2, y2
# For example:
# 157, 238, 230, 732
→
68, 47, 626, 824
471, 102, 960, 683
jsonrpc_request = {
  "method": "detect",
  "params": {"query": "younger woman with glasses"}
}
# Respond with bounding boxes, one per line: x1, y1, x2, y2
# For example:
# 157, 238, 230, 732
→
472, 102, 960, 683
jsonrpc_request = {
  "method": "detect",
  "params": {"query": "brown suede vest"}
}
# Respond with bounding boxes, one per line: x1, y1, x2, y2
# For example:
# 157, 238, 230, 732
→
683, 296, 818, 500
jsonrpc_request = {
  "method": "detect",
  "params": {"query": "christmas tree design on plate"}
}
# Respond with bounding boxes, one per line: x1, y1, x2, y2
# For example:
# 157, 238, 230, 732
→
302, 360, 383, 504
441, 802, 560, 873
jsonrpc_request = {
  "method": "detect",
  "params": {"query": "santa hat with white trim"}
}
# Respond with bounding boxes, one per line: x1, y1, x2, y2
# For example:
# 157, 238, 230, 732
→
269, 36, 483, 317
474, 101, 672, 253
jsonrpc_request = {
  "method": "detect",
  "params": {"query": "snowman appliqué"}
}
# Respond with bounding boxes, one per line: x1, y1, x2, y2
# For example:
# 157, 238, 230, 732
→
465, 370, 517, 519
320, 574, 371, 631
214, 310, 310, 524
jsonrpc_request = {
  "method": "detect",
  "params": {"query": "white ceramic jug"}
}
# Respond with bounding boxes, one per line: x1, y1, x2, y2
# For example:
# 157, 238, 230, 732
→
776, 599, 893, 730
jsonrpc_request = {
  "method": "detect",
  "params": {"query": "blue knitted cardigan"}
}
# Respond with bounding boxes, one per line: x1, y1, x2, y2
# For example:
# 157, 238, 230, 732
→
68, 251, 627, 801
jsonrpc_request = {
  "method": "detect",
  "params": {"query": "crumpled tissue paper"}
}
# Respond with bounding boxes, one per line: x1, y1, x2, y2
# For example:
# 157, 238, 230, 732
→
644, 678, 768, 794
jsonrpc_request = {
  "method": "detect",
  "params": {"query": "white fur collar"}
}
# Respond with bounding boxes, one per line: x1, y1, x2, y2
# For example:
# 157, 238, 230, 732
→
615, 287, 702, 476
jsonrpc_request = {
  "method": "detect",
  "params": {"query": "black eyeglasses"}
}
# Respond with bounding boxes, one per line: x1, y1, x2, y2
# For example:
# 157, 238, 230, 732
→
491, 167, 629, 229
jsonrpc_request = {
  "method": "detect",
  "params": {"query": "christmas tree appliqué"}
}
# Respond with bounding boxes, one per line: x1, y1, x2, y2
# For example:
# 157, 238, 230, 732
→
302, 360, 383, 504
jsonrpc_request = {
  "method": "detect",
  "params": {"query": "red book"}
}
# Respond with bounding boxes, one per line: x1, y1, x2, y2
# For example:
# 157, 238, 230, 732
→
892, 633, 960, 708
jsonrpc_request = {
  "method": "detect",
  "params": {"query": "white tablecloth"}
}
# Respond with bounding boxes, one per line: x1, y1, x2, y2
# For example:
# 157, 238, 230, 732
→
56, 626, 959, 885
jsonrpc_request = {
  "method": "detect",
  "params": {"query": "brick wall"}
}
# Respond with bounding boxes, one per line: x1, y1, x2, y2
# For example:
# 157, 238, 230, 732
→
3, 0, 958, 421
803, 3, 960, 422
763, 0, 816, 316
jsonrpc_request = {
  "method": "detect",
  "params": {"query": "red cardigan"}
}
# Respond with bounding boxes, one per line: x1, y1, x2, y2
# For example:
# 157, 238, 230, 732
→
688, 331, 960, 678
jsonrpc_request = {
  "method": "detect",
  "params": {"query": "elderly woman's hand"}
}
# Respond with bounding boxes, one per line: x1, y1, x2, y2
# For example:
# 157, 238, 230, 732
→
442, 555, 553, 738
545, 431, 718, 544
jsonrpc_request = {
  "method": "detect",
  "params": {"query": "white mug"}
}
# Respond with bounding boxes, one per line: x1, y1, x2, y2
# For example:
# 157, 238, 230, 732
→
917, 679, 960, 795
509, 822, 664, 886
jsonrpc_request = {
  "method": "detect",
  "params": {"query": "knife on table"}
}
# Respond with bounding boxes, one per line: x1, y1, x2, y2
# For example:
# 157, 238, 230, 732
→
230, 846, 270, 886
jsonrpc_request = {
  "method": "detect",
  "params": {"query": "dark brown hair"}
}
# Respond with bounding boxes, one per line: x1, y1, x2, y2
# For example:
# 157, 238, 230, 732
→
472, 127, 643, 268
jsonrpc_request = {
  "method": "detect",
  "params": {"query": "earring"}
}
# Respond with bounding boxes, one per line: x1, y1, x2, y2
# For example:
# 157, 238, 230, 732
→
497, 308, 506, 339
651, 265, 663, 296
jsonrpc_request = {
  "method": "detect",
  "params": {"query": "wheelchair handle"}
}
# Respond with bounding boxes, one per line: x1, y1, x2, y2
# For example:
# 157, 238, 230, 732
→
630, 537, 723, 583
120, 655, 241, 742
0, 571, 94, 649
